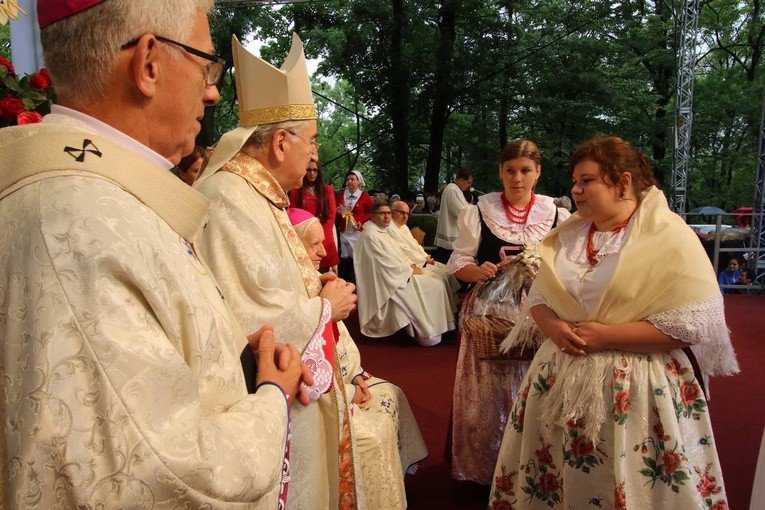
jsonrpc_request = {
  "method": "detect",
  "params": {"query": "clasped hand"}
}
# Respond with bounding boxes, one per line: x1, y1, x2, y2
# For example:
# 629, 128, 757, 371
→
553, 320, 609, 356
320, 272, 357, 321
248, 325, 314, 406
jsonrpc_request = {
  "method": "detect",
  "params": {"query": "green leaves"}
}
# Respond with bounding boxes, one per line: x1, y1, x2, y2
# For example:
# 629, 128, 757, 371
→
205, 0, 762, 207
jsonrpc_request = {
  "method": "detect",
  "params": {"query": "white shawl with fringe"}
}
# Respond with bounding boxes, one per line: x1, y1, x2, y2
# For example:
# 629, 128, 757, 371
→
501, 186, 739, 438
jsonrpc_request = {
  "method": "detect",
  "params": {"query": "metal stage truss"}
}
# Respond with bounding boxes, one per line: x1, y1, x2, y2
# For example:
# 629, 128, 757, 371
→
671, 0, 700, 214
751, 93, 765, 284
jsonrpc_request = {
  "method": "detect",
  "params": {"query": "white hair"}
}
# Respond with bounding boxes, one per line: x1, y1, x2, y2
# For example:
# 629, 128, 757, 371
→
243, 120, 311, 149
41, 0, 214, 102
293, 216, 321, 242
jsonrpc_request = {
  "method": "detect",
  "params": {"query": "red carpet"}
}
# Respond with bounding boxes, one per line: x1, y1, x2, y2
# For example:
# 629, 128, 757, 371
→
349, 294, 765, 510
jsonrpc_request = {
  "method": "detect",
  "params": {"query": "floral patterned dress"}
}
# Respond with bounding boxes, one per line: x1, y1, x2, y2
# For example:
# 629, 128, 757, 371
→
447, 193, 566, 484
490, 210, 736, 509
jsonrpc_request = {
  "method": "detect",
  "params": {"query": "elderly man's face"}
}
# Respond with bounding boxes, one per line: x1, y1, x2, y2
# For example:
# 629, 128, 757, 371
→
156, 11, 221, 163
282, 120, 319, 191
300, 221, 326, 270
391, 202, 410, 226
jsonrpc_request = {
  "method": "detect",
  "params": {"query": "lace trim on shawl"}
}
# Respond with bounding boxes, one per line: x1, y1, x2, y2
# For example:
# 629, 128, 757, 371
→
647, 294, 739, 376
558, 219, 633, 265
300, 300, 335, 401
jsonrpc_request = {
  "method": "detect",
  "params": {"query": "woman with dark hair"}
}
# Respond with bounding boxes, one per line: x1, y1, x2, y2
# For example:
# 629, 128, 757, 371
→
490, 135, 738, 508
177, 145, 209, 186
447, 139, 570, 485
289, 160, 339, 271
336, 170, 372, 282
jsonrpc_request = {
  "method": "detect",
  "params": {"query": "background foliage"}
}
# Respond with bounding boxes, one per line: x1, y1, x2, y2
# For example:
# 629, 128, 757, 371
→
201, 0, 763, 209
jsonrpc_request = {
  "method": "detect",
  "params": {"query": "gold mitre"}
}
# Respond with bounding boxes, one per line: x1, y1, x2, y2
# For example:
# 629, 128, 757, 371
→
235, 32, 317, 126
196, 33, 316, 185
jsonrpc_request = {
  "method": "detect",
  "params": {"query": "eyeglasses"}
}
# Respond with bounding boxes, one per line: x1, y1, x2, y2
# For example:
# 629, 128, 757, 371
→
392, 210, 410, 216
121, 35, 226, 86
287, 130, 321, 153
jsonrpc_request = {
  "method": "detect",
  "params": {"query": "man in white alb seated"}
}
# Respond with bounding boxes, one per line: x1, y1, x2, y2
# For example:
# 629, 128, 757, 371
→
354, 196, 456, 346
388, 200, 461, 303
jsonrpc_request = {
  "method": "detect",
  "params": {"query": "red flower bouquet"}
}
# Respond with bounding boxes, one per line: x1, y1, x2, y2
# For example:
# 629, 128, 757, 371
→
0, 57, 56, 127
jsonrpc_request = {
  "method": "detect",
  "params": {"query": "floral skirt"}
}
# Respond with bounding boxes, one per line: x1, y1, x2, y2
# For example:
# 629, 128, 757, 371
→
489, 341, 728, 509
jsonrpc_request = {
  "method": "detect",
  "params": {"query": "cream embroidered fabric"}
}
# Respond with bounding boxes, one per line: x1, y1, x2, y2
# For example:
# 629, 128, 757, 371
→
195, 162, 366, 509
0, 117, 290, 508
335, 322, 428, 510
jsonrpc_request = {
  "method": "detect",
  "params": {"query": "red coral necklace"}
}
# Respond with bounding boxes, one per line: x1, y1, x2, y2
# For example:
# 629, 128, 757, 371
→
501, 191, 535, 225
586, 212, 635, 266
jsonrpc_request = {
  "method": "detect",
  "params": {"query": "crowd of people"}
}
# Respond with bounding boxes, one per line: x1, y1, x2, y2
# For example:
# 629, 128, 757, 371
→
0, 1, 741, 509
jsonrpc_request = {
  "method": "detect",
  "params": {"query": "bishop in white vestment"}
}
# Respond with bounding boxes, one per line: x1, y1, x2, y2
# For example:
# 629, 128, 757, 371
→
0, 1, 303, 506
194, 34, 366, 510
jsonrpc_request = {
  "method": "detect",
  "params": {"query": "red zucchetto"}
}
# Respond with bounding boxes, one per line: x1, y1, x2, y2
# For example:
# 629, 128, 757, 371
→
37, 0, 105, 29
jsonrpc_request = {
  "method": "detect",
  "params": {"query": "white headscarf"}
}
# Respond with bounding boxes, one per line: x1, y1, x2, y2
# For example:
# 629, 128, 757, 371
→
349, 170, 366, 189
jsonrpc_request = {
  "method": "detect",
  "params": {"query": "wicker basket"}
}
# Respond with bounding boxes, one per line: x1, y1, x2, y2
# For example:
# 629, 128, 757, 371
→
461, 298, 537, 361
459, 256, 539, 361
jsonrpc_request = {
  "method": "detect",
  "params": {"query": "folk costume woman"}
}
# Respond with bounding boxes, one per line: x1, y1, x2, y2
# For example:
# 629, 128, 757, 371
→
490, 136, 738, 508
446, 140, 570, 484
289, 160, 339, 270
290, 208, 428, 510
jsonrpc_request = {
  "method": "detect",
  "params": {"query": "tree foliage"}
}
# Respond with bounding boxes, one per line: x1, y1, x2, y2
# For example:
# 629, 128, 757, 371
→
207, 0, 764, 209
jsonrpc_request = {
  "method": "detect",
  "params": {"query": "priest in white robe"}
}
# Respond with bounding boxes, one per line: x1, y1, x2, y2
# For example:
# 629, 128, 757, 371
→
389, 200, 461, 302
194, 35, 366, 509
0, 1, 308, 508
354, 197, 456, 347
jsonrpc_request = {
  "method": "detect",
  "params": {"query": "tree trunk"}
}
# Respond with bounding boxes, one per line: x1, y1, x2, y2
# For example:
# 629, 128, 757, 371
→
389, 0, 410, 193
424, 0, 457, 193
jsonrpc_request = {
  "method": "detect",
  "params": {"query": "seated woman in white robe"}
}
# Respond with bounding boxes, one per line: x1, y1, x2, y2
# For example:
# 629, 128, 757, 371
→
353, 197, 456, 346
289, 208, 429, 510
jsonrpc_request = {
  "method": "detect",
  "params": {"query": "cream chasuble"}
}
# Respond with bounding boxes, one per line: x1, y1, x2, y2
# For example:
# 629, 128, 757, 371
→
0, 115, 290, 509
194, 153, 365, 510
